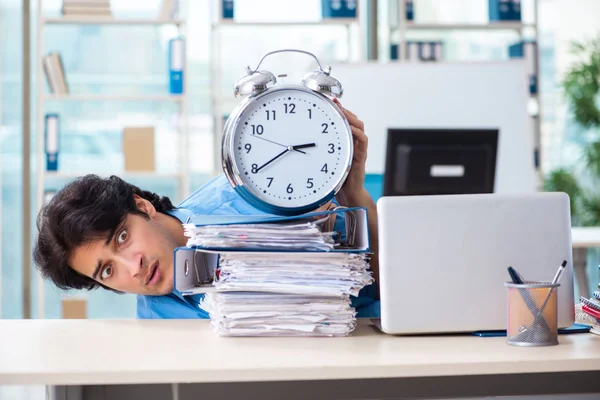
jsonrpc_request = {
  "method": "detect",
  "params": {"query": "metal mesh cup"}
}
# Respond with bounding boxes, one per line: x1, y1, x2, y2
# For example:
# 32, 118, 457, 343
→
505, 282, 560, 347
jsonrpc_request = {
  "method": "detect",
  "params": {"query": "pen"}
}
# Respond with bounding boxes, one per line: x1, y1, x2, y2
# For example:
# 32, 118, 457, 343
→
507, 266, 524, 284
551, 260, 568, 285
529, 260, 568, 332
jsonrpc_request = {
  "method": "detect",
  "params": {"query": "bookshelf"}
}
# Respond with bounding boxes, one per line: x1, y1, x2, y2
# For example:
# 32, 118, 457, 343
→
34, 0, 190, 318
208, 1, 363, 175
387, 0, 542, 185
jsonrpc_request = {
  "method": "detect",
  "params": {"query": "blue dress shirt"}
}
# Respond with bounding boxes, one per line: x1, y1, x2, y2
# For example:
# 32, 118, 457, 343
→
136, 174, 380, 319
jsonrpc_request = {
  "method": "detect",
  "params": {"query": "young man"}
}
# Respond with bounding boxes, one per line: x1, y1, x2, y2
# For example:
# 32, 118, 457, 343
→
33, 102, 380, 319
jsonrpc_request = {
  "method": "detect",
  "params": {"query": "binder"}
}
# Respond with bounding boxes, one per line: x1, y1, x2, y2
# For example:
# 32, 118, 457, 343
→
403, 0, 414, 21
489, 0, 521, 22
168, 37, 184, 94
321, 0, 358, 19
509, 40, 538, 95
45, 113, 59, 171
221, 0, 234, 19
173, 206, 370, 296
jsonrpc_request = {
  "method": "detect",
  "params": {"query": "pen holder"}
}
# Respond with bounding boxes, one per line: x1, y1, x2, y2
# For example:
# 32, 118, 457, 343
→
505, 281, 560, 347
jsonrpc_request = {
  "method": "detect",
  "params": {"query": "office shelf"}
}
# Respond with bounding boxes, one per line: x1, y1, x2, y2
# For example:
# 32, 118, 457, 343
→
389, 0, 541, 186
42, 17, 185, 26
43, 94, 184, 102
35, 0, 191, 318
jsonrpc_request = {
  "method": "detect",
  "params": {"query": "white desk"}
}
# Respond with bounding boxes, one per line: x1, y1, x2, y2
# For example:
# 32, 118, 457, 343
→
1, 319, 599, 400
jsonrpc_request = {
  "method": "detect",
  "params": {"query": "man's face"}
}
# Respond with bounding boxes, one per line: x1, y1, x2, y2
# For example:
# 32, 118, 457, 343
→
69, 201, 180, 296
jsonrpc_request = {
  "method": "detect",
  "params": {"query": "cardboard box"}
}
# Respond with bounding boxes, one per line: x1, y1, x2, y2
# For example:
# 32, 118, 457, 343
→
123, 126, 155, 172
62, 298, 87, 319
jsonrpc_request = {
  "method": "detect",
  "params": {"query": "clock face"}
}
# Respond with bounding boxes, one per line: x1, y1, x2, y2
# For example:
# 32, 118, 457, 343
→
230, 87, 352, 210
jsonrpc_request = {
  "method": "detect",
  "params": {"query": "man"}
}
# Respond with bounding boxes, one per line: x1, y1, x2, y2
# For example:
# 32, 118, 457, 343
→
33, 100, 380, 319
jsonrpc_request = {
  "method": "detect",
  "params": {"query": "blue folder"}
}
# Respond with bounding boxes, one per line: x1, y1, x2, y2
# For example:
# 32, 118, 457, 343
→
173, 206, 371, 296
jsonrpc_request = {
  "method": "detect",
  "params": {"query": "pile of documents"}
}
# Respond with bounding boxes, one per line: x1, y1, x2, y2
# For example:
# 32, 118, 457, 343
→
199, 293, 357, 337
183, 220, 338, 251
62, 0, 111, 16
213, 252, 372, 297
183, 209, 373, 337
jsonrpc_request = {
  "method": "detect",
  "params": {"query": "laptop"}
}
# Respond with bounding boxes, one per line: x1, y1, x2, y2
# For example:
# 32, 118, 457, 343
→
375, 192, 575, 334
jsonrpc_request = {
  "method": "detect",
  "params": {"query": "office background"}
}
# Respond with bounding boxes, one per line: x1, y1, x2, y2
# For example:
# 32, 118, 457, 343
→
0, 0, 599, 320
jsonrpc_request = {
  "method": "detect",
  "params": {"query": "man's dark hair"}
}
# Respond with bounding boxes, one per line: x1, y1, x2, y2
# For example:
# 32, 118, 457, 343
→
33, 175, 175, 292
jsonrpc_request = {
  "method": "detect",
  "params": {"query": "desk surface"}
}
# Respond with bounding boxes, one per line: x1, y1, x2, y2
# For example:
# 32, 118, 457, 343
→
1, 319, 599, 386
571, 227, 600, 248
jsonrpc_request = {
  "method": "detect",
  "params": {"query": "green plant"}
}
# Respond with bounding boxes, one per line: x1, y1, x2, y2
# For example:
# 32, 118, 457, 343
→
545, 34, 600, 226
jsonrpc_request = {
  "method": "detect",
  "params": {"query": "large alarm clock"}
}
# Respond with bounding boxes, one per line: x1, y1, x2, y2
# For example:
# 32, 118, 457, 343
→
221, 49, 354, 215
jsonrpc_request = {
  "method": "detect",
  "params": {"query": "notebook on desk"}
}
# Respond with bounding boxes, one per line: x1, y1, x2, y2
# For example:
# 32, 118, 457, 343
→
374, 192, 575, 335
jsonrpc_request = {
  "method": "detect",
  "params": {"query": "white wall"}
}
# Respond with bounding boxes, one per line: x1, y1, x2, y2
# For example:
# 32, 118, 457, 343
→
330, 61, 537, 193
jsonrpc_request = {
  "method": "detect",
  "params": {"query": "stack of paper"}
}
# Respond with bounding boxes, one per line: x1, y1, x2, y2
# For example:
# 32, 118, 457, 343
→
195, 251, 372, 337
183, 221, 338, 251
200, 293, 356, 337
62, 0, 111, 16
215, 252, 372, 297
181, 207, 372, 337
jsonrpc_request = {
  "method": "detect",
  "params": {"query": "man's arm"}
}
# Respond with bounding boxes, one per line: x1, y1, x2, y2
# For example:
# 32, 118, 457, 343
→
331, 98, 379, 297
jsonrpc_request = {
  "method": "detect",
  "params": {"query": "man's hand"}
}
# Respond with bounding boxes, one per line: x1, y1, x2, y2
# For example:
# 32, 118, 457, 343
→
333, 98, 380, 292
333, 98, 371, 207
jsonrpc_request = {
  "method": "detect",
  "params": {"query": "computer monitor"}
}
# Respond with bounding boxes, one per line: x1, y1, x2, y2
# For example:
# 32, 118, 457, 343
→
383, 128, 499, 196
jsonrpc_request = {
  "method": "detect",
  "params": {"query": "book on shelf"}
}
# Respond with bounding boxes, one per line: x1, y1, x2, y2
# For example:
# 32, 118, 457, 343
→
61, 0, 111, 17
321, 0, 358, 19
157, 0, 178, 19
45, 114, 60, 172
489, 0, 521, 22
42, 53, 69, 95
168, 37, 184, 94
174, 206, 373, 337
509, 40, 538, 95
123, 127, 156, 172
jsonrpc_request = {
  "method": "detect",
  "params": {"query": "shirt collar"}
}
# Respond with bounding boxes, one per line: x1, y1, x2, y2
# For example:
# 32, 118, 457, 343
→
166, 207, 195, 224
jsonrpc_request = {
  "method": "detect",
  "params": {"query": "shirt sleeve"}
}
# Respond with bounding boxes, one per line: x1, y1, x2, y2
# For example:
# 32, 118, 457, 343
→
136, 294, 209, 319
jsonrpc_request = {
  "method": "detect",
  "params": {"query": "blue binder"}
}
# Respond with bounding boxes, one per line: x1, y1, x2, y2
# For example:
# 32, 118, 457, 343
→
321, 0, 358, 19
168, 37, 184, 94
489, 0, 521, 21
173, 206, 371, 295
509, 40, 538, 94
222, 0, 234, 19
44, 113, 59, 171
404, 0, 414, 21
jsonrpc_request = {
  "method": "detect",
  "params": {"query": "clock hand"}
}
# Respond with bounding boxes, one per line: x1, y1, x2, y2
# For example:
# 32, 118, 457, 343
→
292, 142, 316, 150
255, 148, 290, 173
251, 134, 307, 154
